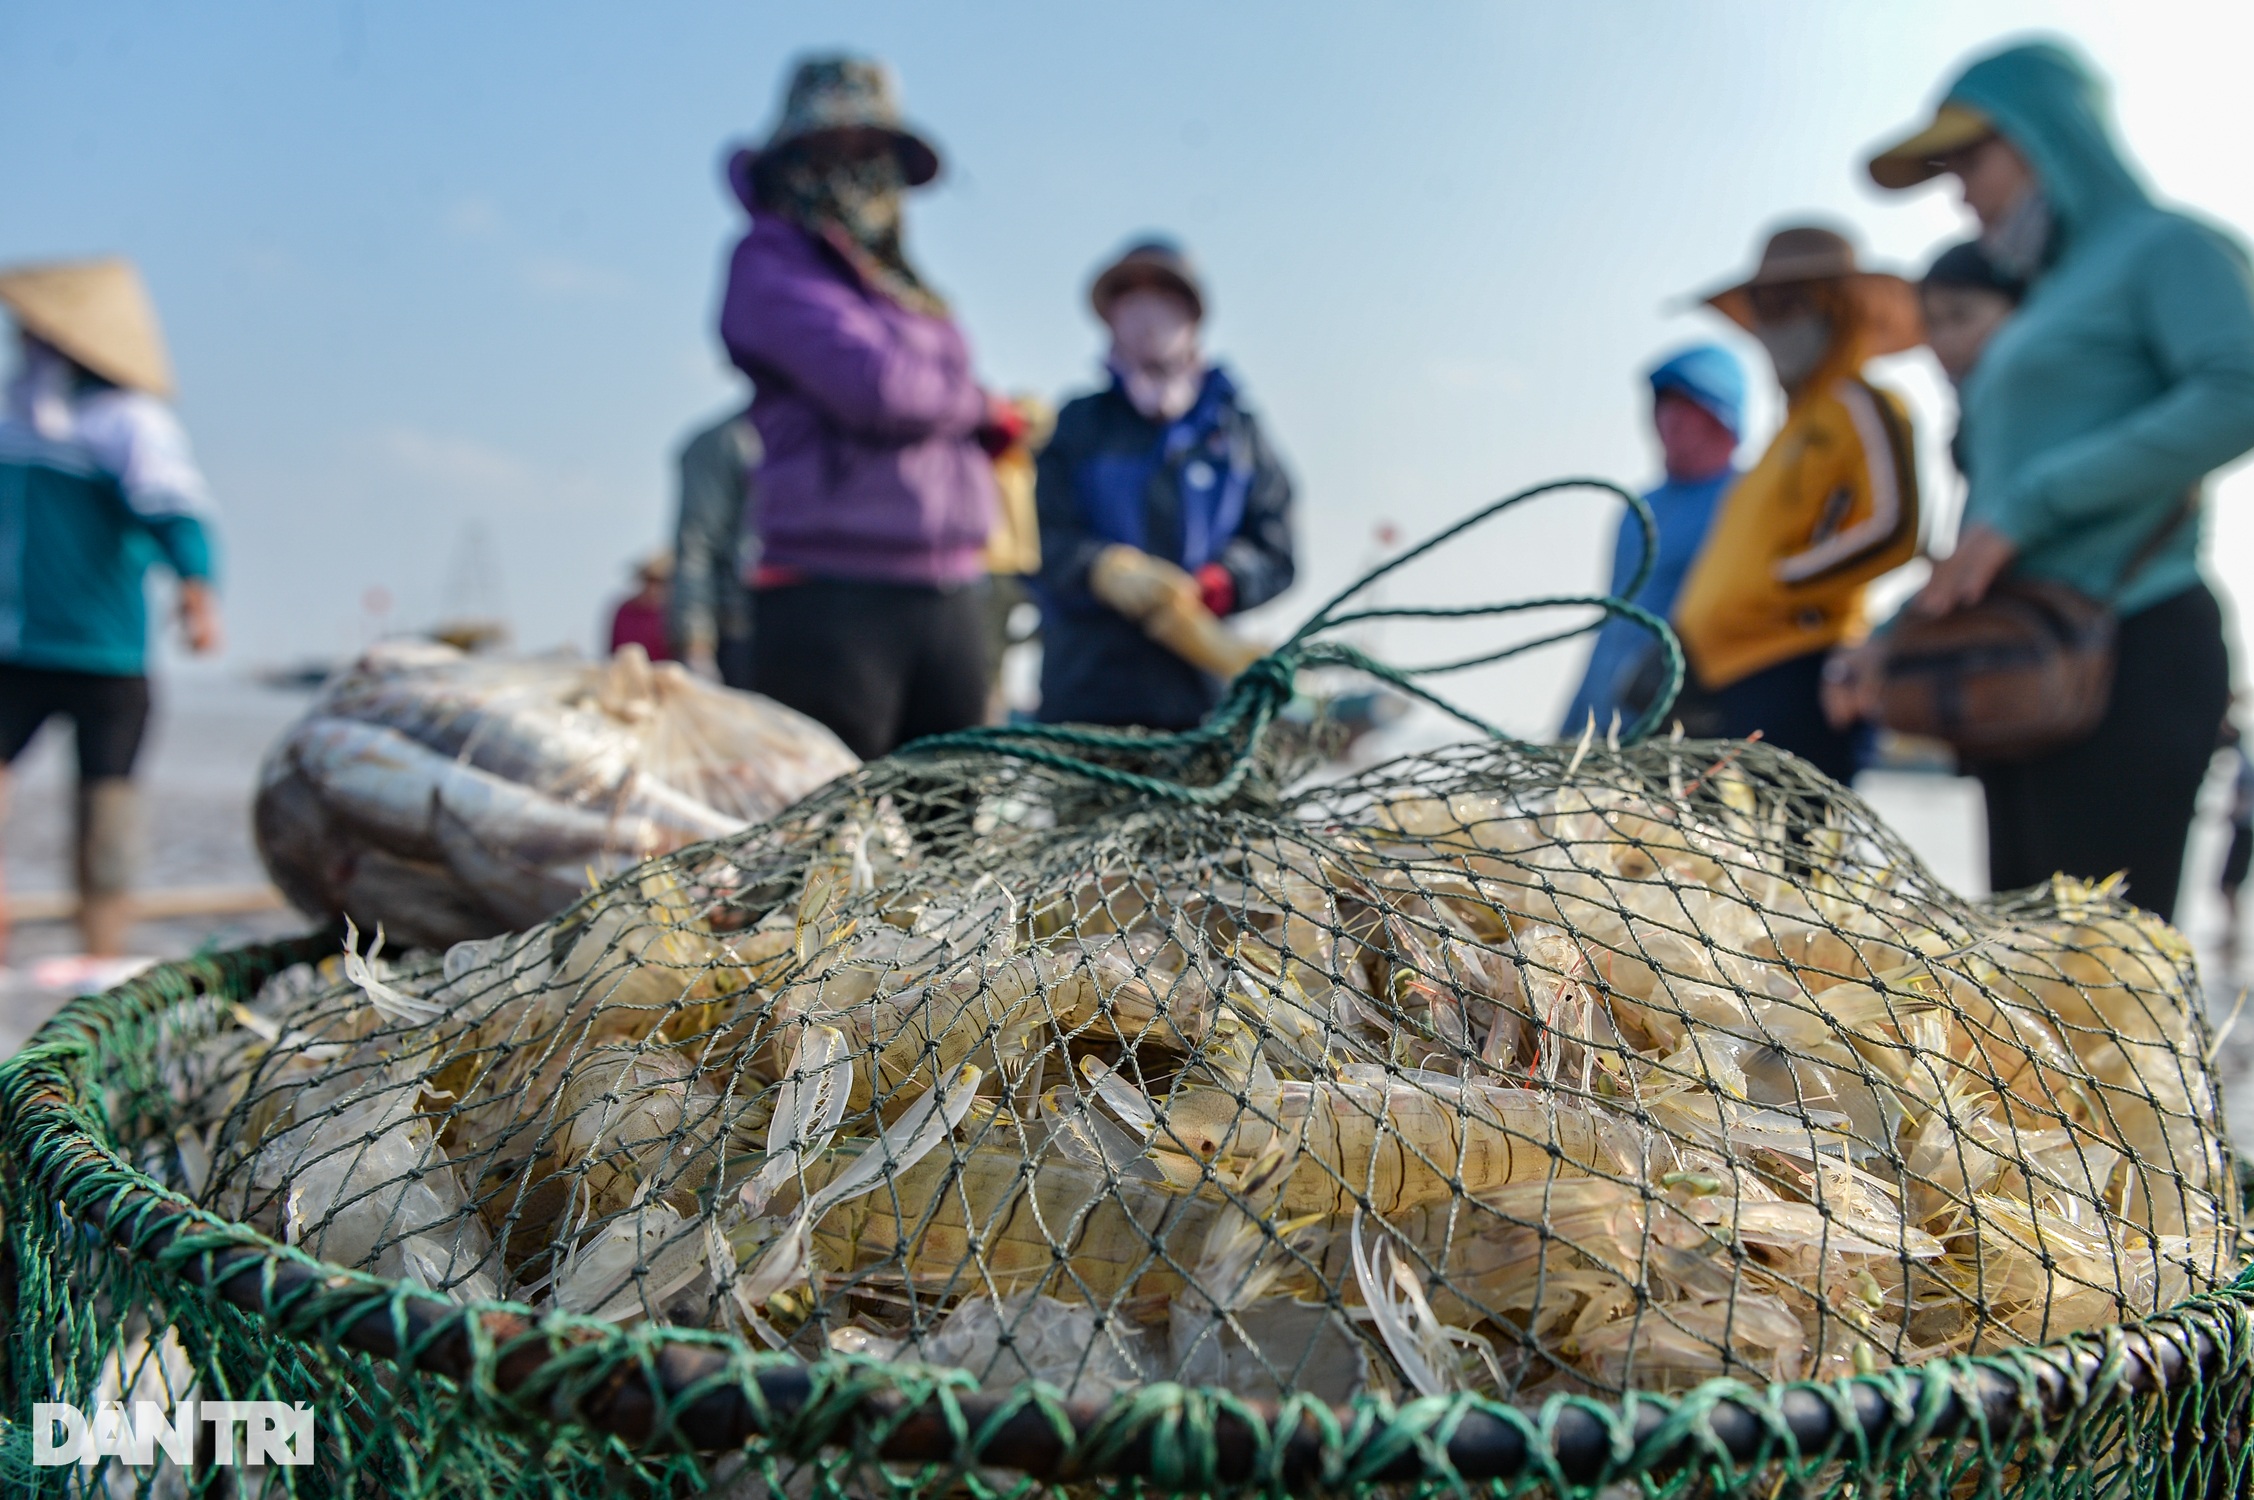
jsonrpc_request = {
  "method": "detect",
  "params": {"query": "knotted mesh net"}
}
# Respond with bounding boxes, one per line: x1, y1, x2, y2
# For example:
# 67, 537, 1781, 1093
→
7, 484, 2248, 1496
148, 729, 2240, 1409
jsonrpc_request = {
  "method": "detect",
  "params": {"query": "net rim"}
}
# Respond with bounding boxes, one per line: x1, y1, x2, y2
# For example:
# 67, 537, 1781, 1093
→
2, 933, 2247, 1494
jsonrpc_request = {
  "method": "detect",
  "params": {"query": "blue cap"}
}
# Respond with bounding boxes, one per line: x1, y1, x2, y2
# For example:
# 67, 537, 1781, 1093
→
1646, 344, 1745, 438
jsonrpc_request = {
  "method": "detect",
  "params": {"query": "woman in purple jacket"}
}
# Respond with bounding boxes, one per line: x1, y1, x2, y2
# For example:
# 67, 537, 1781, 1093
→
719, 56, 1011, 759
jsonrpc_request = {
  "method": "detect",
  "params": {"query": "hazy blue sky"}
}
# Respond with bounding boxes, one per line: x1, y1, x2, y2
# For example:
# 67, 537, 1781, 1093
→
5, 1, 2252, 733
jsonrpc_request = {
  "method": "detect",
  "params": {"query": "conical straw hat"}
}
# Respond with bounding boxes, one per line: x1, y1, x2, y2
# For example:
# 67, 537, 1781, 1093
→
0, 258, 174, 397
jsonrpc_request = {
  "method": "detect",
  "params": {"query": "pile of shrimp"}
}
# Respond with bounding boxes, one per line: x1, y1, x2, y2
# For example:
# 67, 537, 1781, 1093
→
147, 739, 2240, 1403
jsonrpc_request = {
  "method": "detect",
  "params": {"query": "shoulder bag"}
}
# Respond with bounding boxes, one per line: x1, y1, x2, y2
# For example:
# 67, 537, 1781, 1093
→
1874, 492, 2196, 764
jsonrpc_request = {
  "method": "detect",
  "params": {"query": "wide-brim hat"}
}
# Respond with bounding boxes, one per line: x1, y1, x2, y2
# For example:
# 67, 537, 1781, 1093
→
729, 54, 939, 210
1089, 238, 1206, 322
0, 257, 174, 397
1866, 101, 1996, 191
1694, 225, 1922, 358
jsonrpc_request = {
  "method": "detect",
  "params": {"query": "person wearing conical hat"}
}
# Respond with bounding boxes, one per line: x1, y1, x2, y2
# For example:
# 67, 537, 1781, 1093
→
1669, 224, 1922, 783
0, 257, 221, 960
717, 55, 1011, 760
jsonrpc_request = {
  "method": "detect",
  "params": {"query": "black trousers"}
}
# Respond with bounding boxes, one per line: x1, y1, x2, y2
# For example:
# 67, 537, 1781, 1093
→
1977, 582, 2230, 921
1712, 649, 1859, 785
751, 579, 992, 761
0, 663, 152, 779
716, 632, 757, 693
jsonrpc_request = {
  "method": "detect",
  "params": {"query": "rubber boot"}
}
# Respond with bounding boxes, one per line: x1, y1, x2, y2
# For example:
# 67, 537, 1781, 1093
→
75, 778, 142, 958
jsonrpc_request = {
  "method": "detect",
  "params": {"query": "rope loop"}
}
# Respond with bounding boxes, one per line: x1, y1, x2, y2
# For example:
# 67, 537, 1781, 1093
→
904, 477, 1683, 801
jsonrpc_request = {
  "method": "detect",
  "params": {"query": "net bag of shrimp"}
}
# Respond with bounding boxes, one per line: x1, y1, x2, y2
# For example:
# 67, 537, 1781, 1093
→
177, 480, 2238, 1416
252, 639, 858, 949
180, 731, 2237, 1409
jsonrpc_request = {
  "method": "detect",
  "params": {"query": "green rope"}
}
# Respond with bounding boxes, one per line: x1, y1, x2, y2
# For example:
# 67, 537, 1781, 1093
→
904, 477, 1686, 803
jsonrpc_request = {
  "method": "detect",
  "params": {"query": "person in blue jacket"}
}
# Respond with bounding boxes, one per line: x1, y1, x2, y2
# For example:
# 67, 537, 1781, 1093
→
1560, 344, 1745, 738
1035, 240, 1295, 730
0, 258, 221, 959
1865, 40, 2254, 918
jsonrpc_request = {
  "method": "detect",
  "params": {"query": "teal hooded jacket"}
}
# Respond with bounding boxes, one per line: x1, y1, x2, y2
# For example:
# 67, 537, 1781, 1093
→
1946, 43, 2254, 616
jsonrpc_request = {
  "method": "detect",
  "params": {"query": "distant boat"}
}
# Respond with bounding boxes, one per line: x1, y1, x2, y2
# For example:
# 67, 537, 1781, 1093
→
252, 660, 336, 692
428, 616, 511, 654
252, 618, 513, 693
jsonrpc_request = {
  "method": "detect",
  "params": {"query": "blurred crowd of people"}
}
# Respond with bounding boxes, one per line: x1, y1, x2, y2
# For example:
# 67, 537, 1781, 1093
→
7, 35, 2254, 963
605, 39, 2254, 927
610, 60, 1297, 763
678, 57, 1299, 759
1561, 41, 2254, 922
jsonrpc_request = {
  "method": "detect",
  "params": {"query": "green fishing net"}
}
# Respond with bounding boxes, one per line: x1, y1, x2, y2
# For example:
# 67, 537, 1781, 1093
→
2, 484, 2249, 1498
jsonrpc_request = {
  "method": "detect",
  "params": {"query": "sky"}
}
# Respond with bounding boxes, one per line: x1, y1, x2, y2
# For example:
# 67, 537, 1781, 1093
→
5, 1, 2254, 735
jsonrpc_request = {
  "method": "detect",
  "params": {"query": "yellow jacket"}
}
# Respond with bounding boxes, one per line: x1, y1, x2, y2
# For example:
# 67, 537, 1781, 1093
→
983, 446, 1042, 576
1673, 363, 1919, 690
982, 394, 1056, 578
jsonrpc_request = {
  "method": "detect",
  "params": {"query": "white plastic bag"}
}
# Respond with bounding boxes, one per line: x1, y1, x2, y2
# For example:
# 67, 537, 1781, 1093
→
256, 642, 857, 946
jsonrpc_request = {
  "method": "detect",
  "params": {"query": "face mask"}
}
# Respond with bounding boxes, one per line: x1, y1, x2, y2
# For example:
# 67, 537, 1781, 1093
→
1982, 188, 2054, 280
1754, 313, 1833, 389
768, 147, 906, 243
1106, 288, 1204, 421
